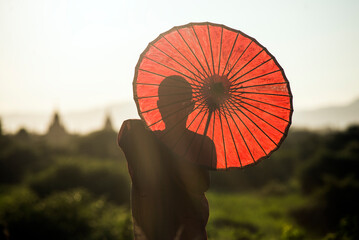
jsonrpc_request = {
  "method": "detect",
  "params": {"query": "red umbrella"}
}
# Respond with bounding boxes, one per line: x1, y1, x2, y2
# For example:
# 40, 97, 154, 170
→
133, 22, 293, 170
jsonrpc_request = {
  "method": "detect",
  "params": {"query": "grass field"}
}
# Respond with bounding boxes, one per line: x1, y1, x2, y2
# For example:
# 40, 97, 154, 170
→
206, 192, 309, 240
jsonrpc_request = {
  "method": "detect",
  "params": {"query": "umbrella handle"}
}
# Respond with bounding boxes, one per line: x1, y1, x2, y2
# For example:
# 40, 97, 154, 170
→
203, 110, 213, 137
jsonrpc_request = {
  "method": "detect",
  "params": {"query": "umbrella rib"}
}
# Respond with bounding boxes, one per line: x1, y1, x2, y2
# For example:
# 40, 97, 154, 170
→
147, 94, 206, 128
141, 96, 193, 114
221, 32, 239, 76
137, 82, 197, 90
210, 110, 216, 168
225, 41, 253, 77
230, 58, 272, 85
163, 36, 207, 80
207, 25, 216, 76
217, 27, 223, 75
136, 91, 200, 100
232, 95, 289, 124
233, 91, 290, 97
226, 98, 267, 155
144, 56, 203, 89
238, 95, 291, 111
139, 68, 166, 78
226, 100, 264, 162
170, 100, 209, 150
137, 82, 201, 93
183, 107, 210, 160
230, 82, 287, 91
221, 103, 244, 167
176, 29, 211, 79
150, 43, 203, 81
191, 74, 205, 93
218, 109, 228, 169
195, 109, 213, 165
194, 108, 215, 167
223, 102, 254, 164
191, 26, 213, 76
230, 69, 281, 88
159, 98, 207, 140
240, 103, 288, 130
230, 98, 286, 133
138, 69, 201, 92
228, 97, 278, 147
228, 49, 265, 82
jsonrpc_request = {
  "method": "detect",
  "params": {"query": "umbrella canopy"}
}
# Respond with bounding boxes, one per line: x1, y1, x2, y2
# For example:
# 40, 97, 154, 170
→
133, 22, 293, 170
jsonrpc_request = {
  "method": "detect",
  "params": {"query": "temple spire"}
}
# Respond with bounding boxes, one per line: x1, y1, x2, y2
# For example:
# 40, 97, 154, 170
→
103, 113, 114, 132
45, 111, 69, 146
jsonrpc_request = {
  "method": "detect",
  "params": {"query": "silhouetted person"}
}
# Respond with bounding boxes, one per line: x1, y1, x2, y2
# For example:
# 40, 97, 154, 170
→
118, 75, 216, 240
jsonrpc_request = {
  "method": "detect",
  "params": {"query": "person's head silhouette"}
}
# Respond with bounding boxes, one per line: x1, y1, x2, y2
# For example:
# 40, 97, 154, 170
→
158, 75, 194, 130
157, 75, 217, 168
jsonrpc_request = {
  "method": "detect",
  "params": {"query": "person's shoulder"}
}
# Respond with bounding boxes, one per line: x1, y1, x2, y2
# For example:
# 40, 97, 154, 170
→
121, 119, 144, 128
118, 119, 148, 146
120, 119, 149, 133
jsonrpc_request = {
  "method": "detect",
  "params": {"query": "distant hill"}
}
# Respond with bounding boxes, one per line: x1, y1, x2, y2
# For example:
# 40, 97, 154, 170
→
293, 98, 359, 129
1, 98, 359, 134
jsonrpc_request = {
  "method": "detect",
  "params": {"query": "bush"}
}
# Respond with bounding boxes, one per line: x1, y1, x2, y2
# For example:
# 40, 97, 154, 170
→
0, 144, 54, 185
298, 133, 359, 194
76, 130, 123, 159
28, 157, 130, 205
281, 224, 305, 240
0, 187, 132, 240
291, 176, 359, 235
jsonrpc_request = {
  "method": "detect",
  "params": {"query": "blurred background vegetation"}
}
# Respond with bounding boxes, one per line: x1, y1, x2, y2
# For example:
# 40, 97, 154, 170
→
0, 113, 358, 240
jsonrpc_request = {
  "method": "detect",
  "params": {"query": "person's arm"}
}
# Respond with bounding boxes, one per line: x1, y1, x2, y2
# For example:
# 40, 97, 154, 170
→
175, 134, 216, 193
118, 119, 162, 195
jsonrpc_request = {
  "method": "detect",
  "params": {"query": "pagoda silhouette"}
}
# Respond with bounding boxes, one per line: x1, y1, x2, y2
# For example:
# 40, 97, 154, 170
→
45, 111, 70, 147
45, 111, 115, 146
103, 113, 114, 132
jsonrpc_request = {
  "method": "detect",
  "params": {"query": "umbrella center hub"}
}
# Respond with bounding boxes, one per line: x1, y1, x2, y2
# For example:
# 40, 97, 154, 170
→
202, 75, 230, 110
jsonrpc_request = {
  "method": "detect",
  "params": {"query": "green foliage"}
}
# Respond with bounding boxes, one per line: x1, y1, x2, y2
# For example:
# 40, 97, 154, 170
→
260, 181, 290, 196
76, 130, 123, 159
321, 216, 359, 240
323, 216, 359, 240
290, 126, 359, 236
0, 187, 132, 240
0, 128, 133, 239
298, 141, 359, 194
292, 176, 359, 235
27, 156, 131, 205
0, 138, 53, 184
206, 192, 307, 240
281, 224, 305, 240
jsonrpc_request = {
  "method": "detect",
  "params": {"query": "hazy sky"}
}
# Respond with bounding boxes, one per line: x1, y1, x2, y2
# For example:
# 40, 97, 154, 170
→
1, 0, 358, 115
